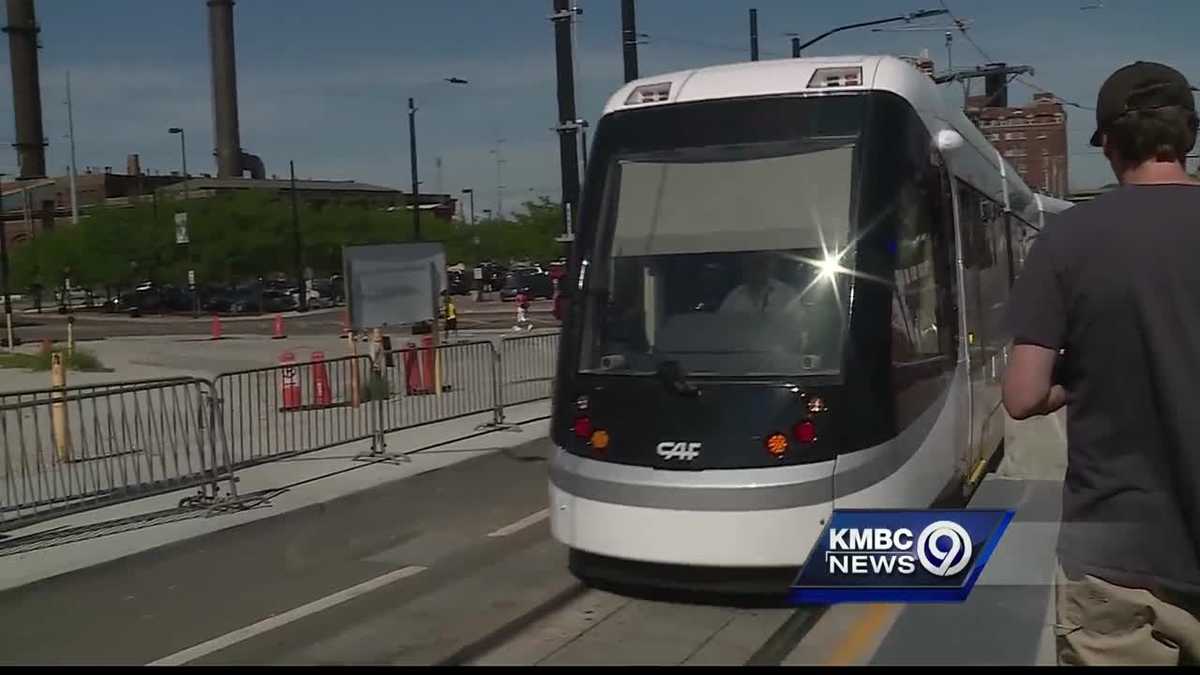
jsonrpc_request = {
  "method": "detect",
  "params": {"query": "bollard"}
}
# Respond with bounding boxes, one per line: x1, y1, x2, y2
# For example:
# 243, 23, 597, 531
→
312, 351, 332, 407
66, 315, 75, 355
210, 314, 223, 341
339, 309, 351, 338
50, 352, 72, 462
279, 351, 301, 410
272, 313, 286, 339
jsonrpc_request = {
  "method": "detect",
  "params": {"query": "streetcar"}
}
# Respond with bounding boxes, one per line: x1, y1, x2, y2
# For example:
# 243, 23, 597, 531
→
548, 54, 1073, 592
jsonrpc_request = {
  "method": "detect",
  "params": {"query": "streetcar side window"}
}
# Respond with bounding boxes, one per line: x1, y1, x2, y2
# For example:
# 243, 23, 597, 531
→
880, 97, 959, 431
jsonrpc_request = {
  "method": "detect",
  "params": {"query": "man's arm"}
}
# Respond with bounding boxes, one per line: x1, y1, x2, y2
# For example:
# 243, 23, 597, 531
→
1003, 220, 1069, 420
1003, 344, 1067, 420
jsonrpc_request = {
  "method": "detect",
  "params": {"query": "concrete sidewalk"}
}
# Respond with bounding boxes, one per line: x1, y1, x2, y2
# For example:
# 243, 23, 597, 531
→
0, 399, 552, 593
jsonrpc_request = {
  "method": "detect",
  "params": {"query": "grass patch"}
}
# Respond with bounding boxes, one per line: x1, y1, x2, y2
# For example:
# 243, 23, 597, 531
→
0, 345, 112, 372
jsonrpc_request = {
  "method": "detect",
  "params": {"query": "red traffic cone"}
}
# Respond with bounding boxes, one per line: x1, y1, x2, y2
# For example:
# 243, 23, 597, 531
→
272, 313, 286, 339
210, 314, 223, 341
311, 351, 332, 407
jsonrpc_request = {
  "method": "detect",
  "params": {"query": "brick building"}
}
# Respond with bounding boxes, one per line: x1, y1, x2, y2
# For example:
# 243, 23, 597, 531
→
966, 92, 1069, 198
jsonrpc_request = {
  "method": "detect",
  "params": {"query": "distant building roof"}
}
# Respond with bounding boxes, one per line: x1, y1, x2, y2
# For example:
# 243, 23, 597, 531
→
159, 177, 403, 194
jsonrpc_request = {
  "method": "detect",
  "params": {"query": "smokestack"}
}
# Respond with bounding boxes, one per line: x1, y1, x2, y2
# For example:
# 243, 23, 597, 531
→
4, 0, 48, 179
127, 153, 141, 176
208, 0, 245, 178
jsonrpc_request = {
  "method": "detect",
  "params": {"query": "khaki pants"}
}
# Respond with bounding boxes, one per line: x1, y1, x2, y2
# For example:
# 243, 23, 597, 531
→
1055, 565, 1200, 665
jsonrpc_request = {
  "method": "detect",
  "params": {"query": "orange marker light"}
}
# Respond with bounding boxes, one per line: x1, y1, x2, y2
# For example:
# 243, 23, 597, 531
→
766, 432, 789, 456
591, 429, 610, 450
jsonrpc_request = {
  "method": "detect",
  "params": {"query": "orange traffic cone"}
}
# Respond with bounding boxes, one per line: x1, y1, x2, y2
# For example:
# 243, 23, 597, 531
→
272, 313, 286, 339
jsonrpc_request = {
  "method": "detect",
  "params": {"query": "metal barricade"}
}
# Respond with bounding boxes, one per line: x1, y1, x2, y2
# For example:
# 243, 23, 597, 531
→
499, 332, 561, 408
0, 378, 226, 532
211, 354, 374, 470
376, 340, 498, 433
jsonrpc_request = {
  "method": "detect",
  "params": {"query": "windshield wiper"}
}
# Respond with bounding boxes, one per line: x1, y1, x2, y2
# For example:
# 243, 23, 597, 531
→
656, 360, 700, 397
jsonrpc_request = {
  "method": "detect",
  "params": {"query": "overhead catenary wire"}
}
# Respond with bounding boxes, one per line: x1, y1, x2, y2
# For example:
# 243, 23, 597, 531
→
937, 0, 1095, 111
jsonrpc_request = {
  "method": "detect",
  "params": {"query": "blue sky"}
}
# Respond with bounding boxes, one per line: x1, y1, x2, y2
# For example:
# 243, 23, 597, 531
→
2, 0, 1199, 211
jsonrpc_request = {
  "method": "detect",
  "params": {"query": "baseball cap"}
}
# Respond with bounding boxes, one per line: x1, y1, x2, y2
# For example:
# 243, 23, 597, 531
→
1090, 61, 1198, 147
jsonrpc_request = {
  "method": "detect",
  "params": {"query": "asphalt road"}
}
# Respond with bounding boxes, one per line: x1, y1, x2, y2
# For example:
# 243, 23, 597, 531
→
0, 437, 805, 666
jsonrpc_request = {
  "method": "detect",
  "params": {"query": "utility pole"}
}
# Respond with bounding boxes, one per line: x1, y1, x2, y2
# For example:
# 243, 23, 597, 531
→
409, 97, 421, 240
290, 160, 307, 312
65, 70, 79, 225
551, 0, 582, 246
580, 121, 590, 176
0, 171, 12, 349
933, 63, 1035, 107
749, 9, 759, 61
492, 141, 506, 220
621, 0, 639, 82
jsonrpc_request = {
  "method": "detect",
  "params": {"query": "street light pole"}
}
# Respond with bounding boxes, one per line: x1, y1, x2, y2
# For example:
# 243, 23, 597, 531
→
169, 127, 196, 316
290, 160, 307, 312
462, 188, 475, 225
792, 8, 948, 56
66, 70, 79, 225
409, 97, 421, 241
0, 172, 12, 349
169, 127, 189, 202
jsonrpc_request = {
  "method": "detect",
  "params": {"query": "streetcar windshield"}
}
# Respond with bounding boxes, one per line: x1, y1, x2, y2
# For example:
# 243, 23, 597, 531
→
579, 105, 861, 378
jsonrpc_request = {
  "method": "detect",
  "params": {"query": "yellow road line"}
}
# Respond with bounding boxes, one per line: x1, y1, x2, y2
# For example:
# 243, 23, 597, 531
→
824, 604, 900, 666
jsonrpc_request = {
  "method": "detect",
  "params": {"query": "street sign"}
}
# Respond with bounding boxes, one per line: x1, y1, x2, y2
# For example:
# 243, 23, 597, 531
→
174, 212, 190, 244
187, 270, 196, 287
473, 267, 483, 280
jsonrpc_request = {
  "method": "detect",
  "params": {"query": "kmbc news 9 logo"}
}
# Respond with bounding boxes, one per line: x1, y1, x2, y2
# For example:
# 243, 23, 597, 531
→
790, 510, 1014, 604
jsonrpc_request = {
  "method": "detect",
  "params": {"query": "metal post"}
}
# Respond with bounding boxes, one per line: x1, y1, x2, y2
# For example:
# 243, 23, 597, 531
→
792, 36, 801, 58
409, 97, 421, 241
621, 0, 639, 82
552, 0, 582, 249
749, 8, 759, 61
290, 160, 307, 311
0, 172, 11, 349
580, 124, 589, 176
66, 70, 79, 225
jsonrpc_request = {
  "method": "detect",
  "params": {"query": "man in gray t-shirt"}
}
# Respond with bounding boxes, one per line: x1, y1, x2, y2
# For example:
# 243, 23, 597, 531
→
1004, 62, 1200, 665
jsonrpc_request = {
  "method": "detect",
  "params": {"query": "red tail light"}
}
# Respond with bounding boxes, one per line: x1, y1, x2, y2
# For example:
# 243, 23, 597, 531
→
573, 416, 593, 439
793, 420, 817, 443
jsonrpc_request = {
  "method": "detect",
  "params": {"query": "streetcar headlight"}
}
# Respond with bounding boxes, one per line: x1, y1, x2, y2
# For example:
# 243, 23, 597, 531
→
815, 253, 848, 282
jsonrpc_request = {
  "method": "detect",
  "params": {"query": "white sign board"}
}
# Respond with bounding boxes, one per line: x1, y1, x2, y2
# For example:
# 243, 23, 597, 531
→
187, 270, 196, 287
174, 212, 190, 244
343, 242, 447, 330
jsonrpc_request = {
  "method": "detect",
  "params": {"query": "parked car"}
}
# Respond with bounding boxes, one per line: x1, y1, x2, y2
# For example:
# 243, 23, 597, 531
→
447, 269, 470, 296
500, 267, 554, 301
